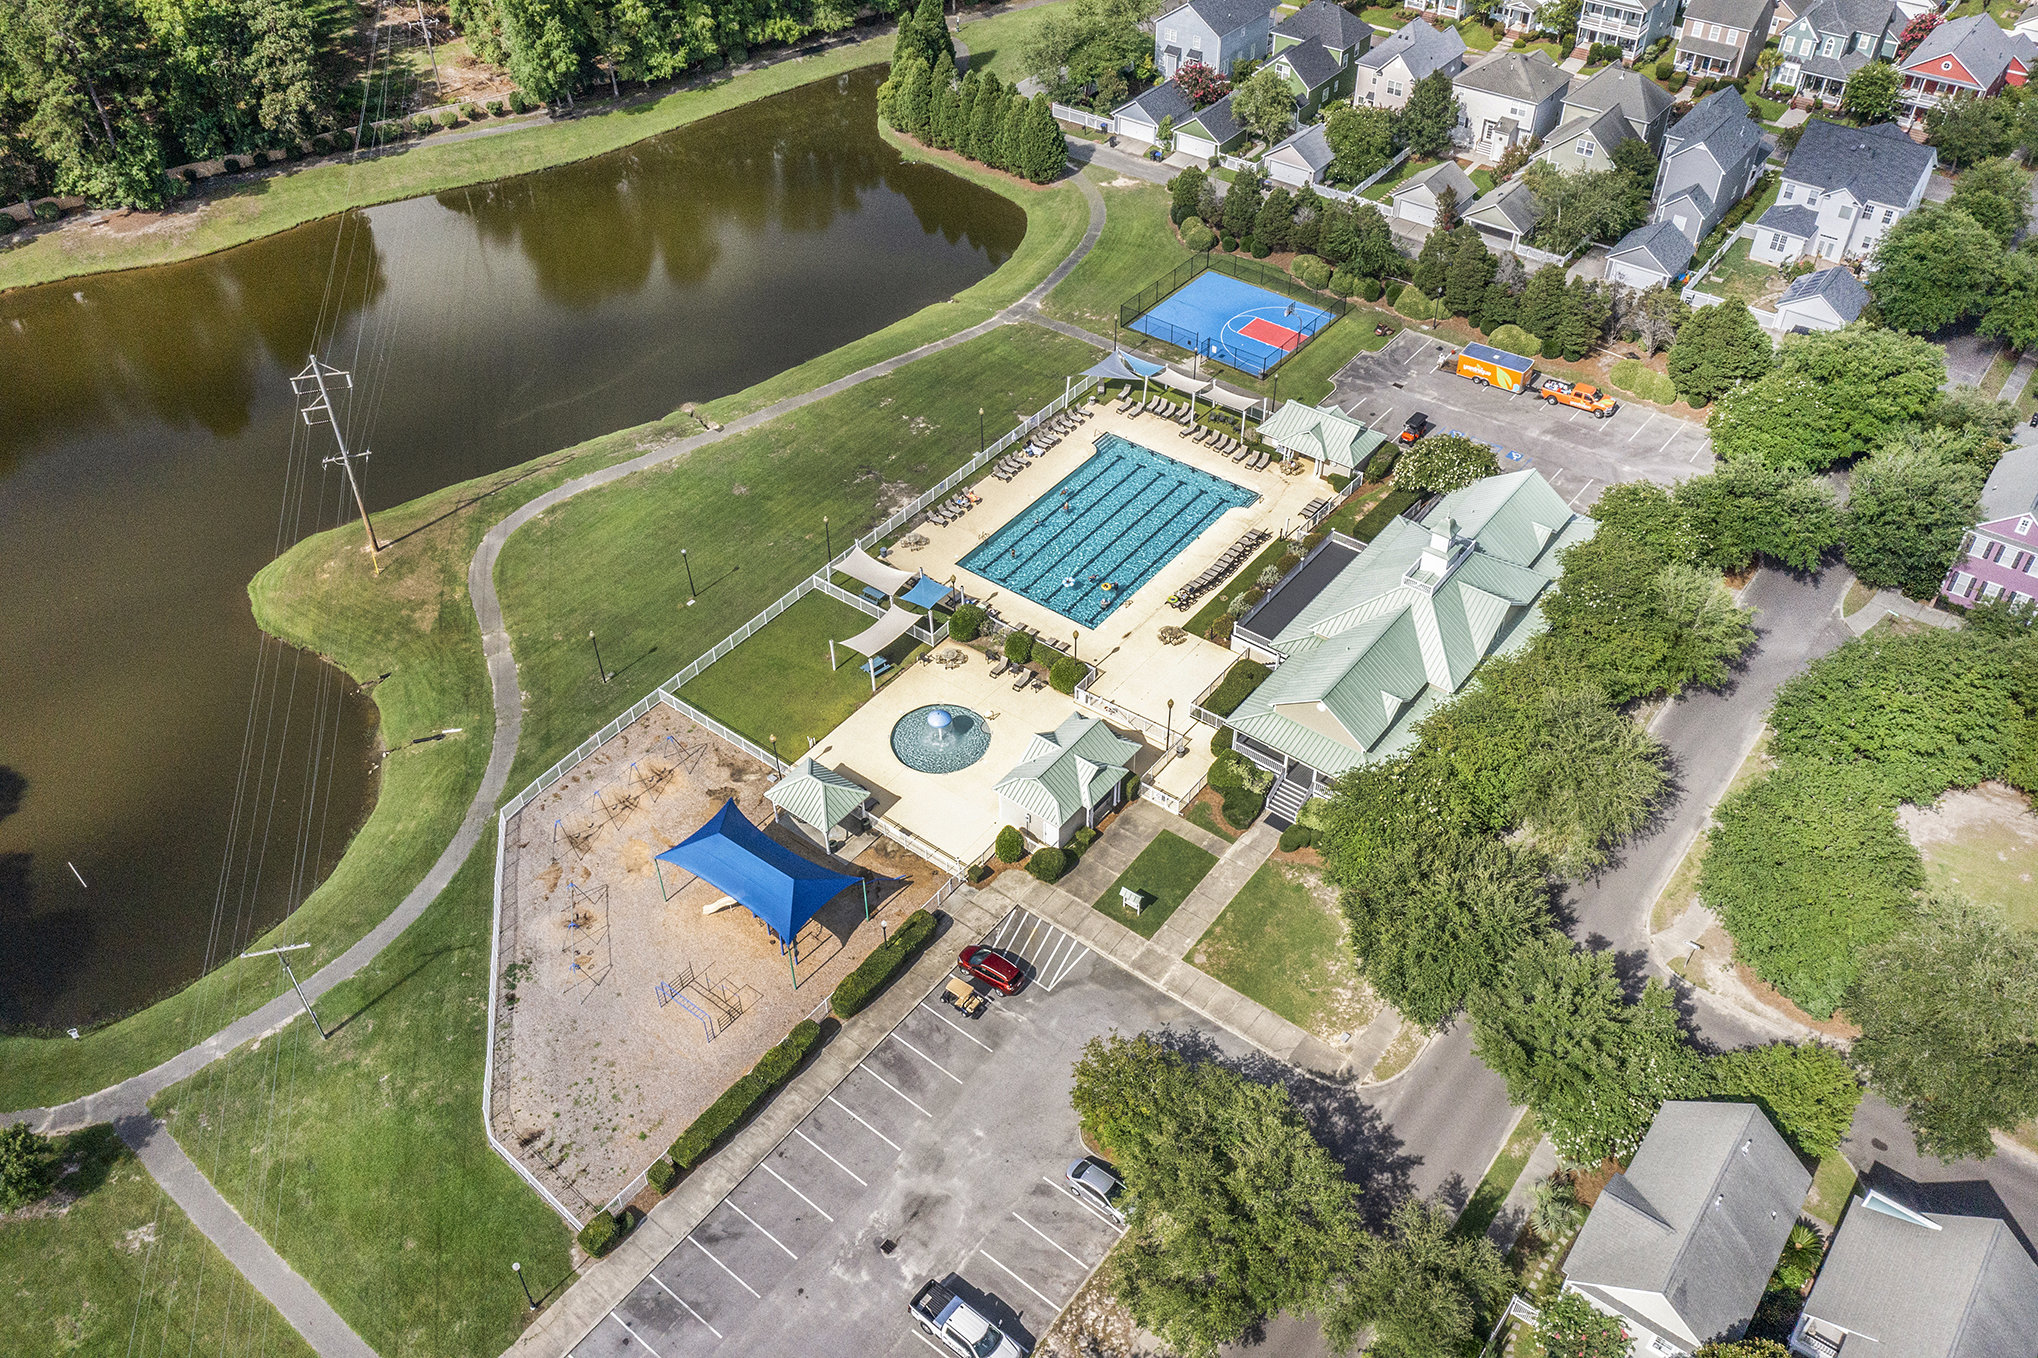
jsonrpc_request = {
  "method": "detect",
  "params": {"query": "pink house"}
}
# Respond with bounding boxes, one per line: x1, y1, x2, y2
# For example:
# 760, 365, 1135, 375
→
1942, 439, 2038, 610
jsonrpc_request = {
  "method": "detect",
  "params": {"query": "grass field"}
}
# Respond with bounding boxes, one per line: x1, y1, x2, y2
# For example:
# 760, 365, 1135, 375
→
1701, 237, 1788, 308
1910, 793, 2038, 934
1184, 859, 1379, 1038
679, 593, 928, 751
1184, 797, 1240, 842
153, 829, 573, 1358
0, 1125, 319, 1358
1458, 19, 1500, 50
1091, 831, 1219, 938
1455, 1111, 1540, 1239
496, 324, 1093, 793
0, 36, 905, 294
956, 2, 1073, 84
1042, 171, 1196, 335
1803, 1151, 1859, 1227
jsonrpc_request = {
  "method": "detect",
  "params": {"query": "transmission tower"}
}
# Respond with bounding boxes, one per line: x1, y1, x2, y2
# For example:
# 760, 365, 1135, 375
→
292, 355, 383, 576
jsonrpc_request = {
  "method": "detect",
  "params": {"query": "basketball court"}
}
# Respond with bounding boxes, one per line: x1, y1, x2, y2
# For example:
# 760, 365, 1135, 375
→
1125, 269, 1337, 377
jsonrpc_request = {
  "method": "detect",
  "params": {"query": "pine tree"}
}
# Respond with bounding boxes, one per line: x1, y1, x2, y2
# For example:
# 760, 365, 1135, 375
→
1411, 228, 1451, 296
898, 55, 935, 140
1022, 95, 1068, 182
1318, 201, 1358, 268
955, 68, 980, 142
969, 80, 1005, 165
998, 92, 1028, 173
1254, 187, 1295, 254
1290, 186, 1324, 256
1557, 276, 1603, 359
1443, 227, 1495, 318
1480, 282, 1519, 332
930, 75, 959, 149
1516, 264, 1569, 350
1223, 175, 1263, 242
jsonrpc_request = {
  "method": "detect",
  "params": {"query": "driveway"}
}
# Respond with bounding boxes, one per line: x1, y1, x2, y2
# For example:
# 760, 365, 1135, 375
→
1327, 330, 1713, 510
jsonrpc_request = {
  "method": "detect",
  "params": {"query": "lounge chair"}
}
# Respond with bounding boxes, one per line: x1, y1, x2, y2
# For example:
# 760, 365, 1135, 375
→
1252, 452, 1269, 470
1232, 446, 1250, 462
1012, 669, 1031, 690
989, 658, 1010, 677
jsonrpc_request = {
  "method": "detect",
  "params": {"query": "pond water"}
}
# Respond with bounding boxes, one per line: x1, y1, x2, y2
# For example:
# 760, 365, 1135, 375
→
0, 66, 1025, 1030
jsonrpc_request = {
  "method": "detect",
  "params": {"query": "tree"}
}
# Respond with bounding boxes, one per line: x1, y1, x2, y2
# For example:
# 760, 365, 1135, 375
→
1841, 60, 1900, 123
1848, 895, 2038, 1161
1222, 170, 1262, 242
1319, 1199, 1514, 1357
1323, 102, 1394, 187
1410, 225, 1451, 295
1396, 69, 1459, 158
1896, 10, 1941, 58
1698, 1342, 1795, 1358
1433, 182, 1460, 232
1017, 94, 1067, 183
1396, 432, 1495, 493
1674, 459, 1841, 573
1610, 134, 1657, 184
1947, 157, 2030, 244
1443, 227, 1495, 317
0, 0, 175, 207
928, 75, 960, 148
1619, 284, 1691, 356
1540, 529, 1757, 703
1921, 386, 2018, 466
1253, 184, 1295, 253
1169, 166, 1209, 224
1591, 481, 1700, 564
1016, 0, 1157, 104
1980, 248, 2038, 351
1175, 58, 1228, 108
1231, 66, 1295, 144
1710, 323, 1945, 468
1557, 275, 1612, 360
1844, 443, 1986, 598
1469, 934, 1704, 1165
1516, 263, 1570, 347
891, 52, 934, 136
1705, 1042, 1862, 1160
1924, 91, 2016, 168
1536, 1293, 1630, 1358
1529, 1177, 1586, 1241
1071, 1034, 1362, 1354
1870, 204, 2003, 333
1665, 299, 1773, 406
0, 1122, 57, 1211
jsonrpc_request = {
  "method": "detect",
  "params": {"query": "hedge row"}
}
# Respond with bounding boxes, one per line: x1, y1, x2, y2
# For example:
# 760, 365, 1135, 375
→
669, 1019, 824, 1170
830, 909, 939, 1020
1608, 359, 1678, 406
1204, 659, 1272, 717
578, 1209, 625, 1256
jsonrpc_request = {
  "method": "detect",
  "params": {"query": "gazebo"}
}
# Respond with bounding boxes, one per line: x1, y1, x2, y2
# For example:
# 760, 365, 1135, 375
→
655, 800, 866, 975
1258, 400, 1387, 477
766, 756, 872, 848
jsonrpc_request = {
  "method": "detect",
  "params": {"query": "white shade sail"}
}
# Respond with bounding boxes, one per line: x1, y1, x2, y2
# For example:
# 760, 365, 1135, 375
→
837, 545, 914, 595
1154, 366, 1212, 395
839, 603, 922, 658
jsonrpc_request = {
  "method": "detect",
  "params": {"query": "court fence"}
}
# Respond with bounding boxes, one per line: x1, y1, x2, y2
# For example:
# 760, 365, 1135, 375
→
1116, 252, 1352, 378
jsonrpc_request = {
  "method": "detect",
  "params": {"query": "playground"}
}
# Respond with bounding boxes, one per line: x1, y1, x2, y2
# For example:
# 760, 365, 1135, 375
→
492, 702, 941, 1216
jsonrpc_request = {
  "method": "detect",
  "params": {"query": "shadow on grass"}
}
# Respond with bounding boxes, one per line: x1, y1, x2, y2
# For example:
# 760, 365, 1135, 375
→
323, 944, 472, 1039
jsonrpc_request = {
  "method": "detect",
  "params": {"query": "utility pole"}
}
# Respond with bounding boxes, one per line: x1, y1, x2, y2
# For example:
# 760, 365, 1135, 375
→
293, 356, 382, 575
413, 0, 442, 91
243, 942, 329, 1040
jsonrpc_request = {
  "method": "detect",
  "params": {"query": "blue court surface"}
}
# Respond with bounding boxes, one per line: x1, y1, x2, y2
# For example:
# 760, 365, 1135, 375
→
961, 433, 1256, 627
1127, 270, 1336, 376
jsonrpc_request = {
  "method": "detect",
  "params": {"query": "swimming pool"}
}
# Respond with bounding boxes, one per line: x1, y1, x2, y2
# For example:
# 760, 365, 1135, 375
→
960, 433, 1256, 627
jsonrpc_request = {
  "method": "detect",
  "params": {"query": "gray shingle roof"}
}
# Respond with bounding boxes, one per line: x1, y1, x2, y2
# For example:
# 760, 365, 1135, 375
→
1358, 17, 1467, 78
1664, 87, 1763, 164
1562, 62, 1674, 131
1756, 201, 1820, 237
1683, 0, 1775, 28
1545, 106, 1641, 158
1611, 219, 1695, 273
1802, 1197, 2038, 1358
1184, 89, 1243, 142
1467, 176, 1539, 233
1784, 118, 1936, 207
1274, 0, 1372, 54
1982, 439, 2038, 521
1270, 121, 1336, 172
1778, 264, 1869, 320
1453, 50, 1571, 103
1565, 1102, 1811, 1351
1393, 158, 1477, 204
1681, 35, 1748, 61
1904, 13, 2035, 88
1115, 80, 1196, 125
1167, 0, 1275, 40
1795, 0, 1900, 43
1276, 36, 1342, 91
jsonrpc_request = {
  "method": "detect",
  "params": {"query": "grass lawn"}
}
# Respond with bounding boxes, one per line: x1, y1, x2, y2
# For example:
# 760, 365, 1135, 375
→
1981, 346, 2019, 399
1948, 0, 2023, 22
1184, 860, 1380, 1038
1184, 796, 1239, 842
497, 323, 1093, 793
153, 830, 573, 1358
1911, 798, 2038, 934
1360, 154, 1438, 201
1700, 237, 1788, 308
679, 592, 927, 751
1803, 1151, 1859, 1227
1092, 831, 1219, 938
1042, 171, 1195, 335
0, 35, 899, 293
1458, 20, 1499, 50
1359, 5, 1408, 29
1747, 92, 1787, 121
0, 1125, 318, 1358
1456, 1111, 1541, 1239
1248, 308, 1398, 404
1469, 167, 1497, 193
1187, 536, 1300, 636
956, 1, 1074, 84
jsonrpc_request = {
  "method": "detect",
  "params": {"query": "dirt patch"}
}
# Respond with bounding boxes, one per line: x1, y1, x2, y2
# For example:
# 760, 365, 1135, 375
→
1037, 1246, 1170, 1358
1901, 782, 2038, 929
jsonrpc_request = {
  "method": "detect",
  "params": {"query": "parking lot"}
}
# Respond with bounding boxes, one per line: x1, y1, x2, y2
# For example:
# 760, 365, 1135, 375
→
1327, 329, 1715, 508
569, 906, 1178, 1358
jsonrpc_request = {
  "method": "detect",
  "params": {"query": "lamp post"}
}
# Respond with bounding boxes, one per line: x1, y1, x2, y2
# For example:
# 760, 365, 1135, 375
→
1166, 698, 1174, 750
512, 1262, 537, 1311
769, 733, 780, 771
588, 630, 610, 684
1072, 628, 1080, 661
978, 407, 985, 454
823, 515, 831, 567
682, 547, 696, 604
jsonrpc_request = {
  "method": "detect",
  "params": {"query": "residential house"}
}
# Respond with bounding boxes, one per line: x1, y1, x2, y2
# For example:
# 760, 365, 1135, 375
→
1258, 400, 1390, 478
1897, 14, 2033, 122
1771, 0, 1902, 100
1409, 0, 1471, 24
1605, 218, 1696, 288
1576, 0, 1681, 55
1750, 118, 1934, 263
1453, 51, 1571, 161
1538, 105, 1646, 174
1354, 18, 1468, 109
1941, 432, 2038, 610
1153, 0, 1276, 80
1110, 81, 1250, 157
1676, 0, 1780, 76
1266, 35, 1356, 122
1564, 1102, 1813, 1356
2018, 0, 2038, 42
1771, 263, 1870, 329
1216, 470, 1593, 799
1265, 122, 1336, 187
1535, 62, 1676, 173
1652, 87, 1769, 248
992, 712, 1141, 848
1390, 158, 1480, 228
1173, 93, 1248, 158
1462, 176, 1542, 251
1268, 0, 1372, 117
1770, 0, 1802, 36
1789, 1190, 2038, 1357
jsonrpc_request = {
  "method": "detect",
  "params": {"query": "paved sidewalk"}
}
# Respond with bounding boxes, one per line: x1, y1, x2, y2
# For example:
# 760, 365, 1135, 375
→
1998, 350, 2038, 406
1485, 1136, 1559, 1253
1056, 798, 1227, 902
1843, 588, 1962, 635
1150, 821, 1277, 958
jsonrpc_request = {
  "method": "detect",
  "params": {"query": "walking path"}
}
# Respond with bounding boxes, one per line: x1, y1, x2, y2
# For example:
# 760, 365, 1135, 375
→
1998, 349, 2038, 406
1150, 822, 1277, 958
1842, 587, 1962, 635
7, 164, 1110, 1358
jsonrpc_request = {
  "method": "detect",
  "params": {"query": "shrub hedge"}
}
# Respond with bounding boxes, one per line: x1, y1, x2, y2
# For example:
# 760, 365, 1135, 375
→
669, 1019, 824, 1168
996, 825, 1025, 863
1351, 487, 1420, 542
1182, 216, 1216, 251
1028, 846, 1068, 882
1609, 359, 1678, 406
578, 1211, 625, 1256
949, 603, 986, 641
1049, 656, 1090, 694
1004, 631, 1034, 664
1279, 824, 1317, 851
647, 1158, 679, 1193
1291, 254, 1332, 289
830, 910, 938, 1019
1204, 659, 1272, 716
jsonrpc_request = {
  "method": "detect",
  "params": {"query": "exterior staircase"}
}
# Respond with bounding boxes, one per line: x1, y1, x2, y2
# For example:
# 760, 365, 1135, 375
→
1264, 776, 1308, 829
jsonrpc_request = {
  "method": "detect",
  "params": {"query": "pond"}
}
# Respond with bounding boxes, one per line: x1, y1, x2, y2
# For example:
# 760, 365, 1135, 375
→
0, 66, 1026, 1030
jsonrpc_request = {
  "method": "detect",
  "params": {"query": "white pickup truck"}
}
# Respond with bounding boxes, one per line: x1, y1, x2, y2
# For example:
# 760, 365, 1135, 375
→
909, 1279, 1030, 1357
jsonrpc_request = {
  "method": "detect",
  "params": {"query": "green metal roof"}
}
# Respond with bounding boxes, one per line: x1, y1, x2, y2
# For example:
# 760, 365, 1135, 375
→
765, 756, 871, 831
994, 712, 1141, 827
1258, 400, 1387, 473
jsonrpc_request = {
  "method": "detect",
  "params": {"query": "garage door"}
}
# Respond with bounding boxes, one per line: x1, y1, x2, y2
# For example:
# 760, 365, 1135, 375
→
1176, 133, 1217, 160
1396, 198, 1436, 229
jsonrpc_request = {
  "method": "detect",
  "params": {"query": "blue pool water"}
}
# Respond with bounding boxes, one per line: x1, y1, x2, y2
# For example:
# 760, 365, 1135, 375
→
960, 434, 1256, 627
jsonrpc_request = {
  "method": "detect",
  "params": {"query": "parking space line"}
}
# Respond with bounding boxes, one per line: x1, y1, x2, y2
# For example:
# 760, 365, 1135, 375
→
827, 1093, 905, 1148
1046, 1174, 1124, 1230
648, 1274, 724, 1340
909, 1328, 951, 1358
1627, 411, 1658, 442
1034, 932, 1071, 983
858, 1066, 934, 1118
1569, 478, 1596, 508
757, 1161, 835, 1221
725, 1200, 799, 1260
793, 1126, 868, 1185
1019, 916, 1047, 959
978, 1247, 1062, 1310
610, 1312, 668, 1357
688, 1236, 761, 1299
989, 911, 1022, 950
1658, 428, 1680, 453
918, 1001, 996, 1051
890, 1031, 966, 1084
1048, 944, 1090, 990
1013, 1211, 1089, 1267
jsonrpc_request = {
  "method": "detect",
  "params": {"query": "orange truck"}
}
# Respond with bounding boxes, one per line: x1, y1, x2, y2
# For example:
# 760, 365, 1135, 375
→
1451, 343, 1537, 393
1537, 376, 1619, 418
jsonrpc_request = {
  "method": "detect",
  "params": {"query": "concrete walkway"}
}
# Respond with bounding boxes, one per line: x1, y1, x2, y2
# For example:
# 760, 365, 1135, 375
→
8, 159, 1112, 1358
1149, 821, 1277, 958
1484, 1135, 1559, 1253
1843, 587, 1963, 635
1056, 798, 1228, 902
1999, 350, 2038, 406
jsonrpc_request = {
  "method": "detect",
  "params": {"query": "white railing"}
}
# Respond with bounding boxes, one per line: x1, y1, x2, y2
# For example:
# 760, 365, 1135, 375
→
1052, 102, 1112, 131
871, 815, 967, 875
1681, 223, 1754, 305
